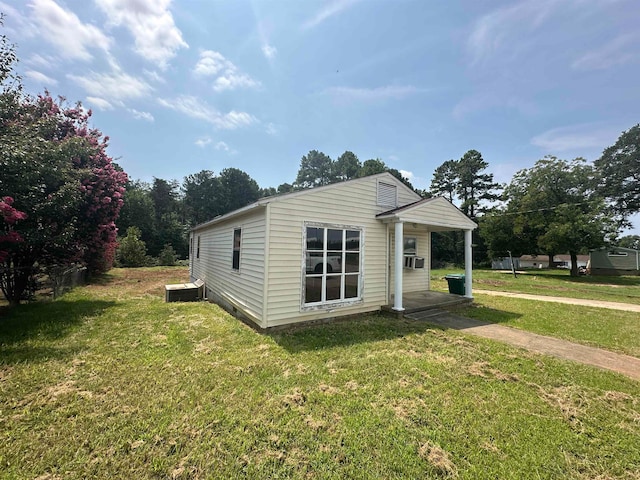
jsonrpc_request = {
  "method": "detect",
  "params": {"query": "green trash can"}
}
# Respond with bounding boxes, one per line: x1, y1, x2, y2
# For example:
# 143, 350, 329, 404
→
445, 274, 465, 295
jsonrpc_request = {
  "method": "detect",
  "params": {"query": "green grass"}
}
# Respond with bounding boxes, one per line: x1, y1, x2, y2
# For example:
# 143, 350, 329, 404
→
453, 295, 640, 357
431, 269, 640, 356
432, 268, 640, 305
1, 267, 639, 479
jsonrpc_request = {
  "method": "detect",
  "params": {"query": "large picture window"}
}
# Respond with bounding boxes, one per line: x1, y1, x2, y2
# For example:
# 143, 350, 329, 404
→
303, 225, 362, 306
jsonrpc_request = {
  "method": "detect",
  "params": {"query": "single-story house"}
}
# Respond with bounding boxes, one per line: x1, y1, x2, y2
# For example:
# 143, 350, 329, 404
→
553, 254, 589, 270
491, 257, 520, 270
589, 247, 640, 276
519, 255, 549, 269
189, 172, 477, 329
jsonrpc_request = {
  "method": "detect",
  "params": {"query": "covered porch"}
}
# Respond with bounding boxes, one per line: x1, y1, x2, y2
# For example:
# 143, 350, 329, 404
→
376, 197, 478, 313
382, 290, 472, 315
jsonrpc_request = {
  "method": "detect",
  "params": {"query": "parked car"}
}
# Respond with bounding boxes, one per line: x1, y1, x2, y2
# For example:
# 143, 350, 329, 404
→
306, 255, 342, 274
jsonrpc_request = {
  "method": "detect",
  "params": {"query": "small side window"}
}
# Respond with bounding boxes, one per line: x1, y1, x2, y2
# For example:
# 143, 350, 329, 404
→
196, 236, 201, 259
233, 228, 241, 270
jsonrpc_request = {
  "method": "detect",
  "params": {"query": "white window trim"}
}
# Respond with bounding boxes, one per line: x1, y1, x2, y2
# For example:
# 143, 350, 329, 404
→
608, 251, 628, 257
301, 221, 364, 311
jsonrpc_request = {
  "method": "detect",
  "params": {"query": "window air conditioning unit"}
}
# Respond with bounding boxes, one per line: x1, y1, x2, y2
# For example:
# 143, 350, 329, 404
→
403, 256, 425, 269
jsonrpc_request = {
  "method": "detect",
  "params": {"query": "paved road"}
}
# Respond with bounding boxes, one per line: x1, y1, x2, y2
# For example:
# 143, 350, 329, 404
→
474, 289, 640, 313
406, 309, 640, 381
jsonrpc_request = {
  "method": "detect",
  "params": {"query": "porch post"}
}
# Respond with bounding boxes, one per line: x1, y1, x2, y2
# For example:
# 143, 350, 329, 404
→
464, 229, 473, 298
393, 221, 404, 311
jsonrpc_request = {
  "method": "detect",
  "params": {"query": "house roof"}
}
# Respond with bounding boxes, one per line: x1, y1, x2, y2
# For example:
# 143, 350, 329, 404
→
519, 254, 589, 262
191, 172, 421, 232
375, 196, 478, 230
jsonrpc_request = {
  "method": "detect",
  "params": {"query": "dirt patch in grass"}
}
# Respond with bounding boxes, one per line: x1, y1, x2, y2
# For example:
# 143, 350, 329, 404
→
418, 441, 457, 476
86, 267, 189, 298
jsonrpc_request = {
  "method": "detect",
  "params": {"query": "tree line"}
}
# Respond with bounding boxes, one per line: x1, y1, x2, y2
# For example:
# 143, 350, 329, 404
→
430, 129, 640, 277
115, 151, 418, 266
3, 16, 639, 307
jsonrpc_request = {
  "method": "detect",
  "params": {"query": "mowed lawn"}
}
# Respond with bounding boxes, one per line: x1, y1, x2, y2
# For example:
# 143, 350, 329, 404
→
1, 268, 639, 479
432, 269, 640, 357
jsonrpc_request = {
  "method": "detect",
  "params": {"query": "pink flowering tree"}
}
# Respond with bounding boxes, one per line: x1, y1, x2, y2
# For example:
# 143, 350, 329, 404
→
0, 196, 27, 304
1, 73, 127, 304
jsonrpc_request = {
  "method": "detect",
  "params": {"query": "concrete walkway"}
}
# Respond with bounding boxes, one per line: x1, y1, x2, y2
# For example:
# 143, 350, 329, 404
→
406, 309, 640, 381
474, 289, 640, 313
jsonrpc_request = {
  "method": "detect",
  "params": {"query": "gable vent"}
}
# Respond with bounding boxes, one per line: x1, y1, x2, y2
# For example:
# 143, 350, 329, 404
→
377, 182, 397, 207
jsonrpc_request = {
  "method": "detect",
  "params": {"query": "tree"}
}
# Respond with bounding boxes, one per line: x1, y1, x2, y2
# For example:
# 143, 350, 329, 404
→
277, 183, 293, 194
482, 157, 615, 276
430, 159, 458, 202
182, 170, 221, 226
118, 181, 157, 248
358, 158, 387, 177
334, 151, 361, 181
150, 177, 180, 221
594, 124, 640, 222
0, 29, 126, 303
294, 150, 335, 188
218, 167, 260, 213
455, 150, 501, 219
618, 235, 640, 250
117, 226, 148, 267
158, 244, 177, 266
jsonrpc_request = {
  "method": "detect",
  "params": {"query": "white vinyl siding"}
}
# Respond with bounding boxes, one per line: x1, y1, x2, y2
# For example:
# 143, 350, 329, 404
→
393, 197, 477, 231
389, 228, 430, 295
191, 209, 266, 326
266, 180, 398, 327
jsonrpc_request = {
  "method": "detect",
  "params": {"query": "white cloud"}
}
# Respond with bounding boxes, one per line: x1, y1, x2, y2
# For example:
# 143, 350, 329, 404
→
399, 169, 427, 189
467, 0, 556, 66
158, 95, 257, 130
262, 44, 277, 59
96, 0, 188, 69
25, 70, 57, 86
213, 73, 259, 92
265, 123, 279, 135
26, 54, 56, 69
572, 33, 640, 71
302, 0, 361, 30
68, 70, 152, 101
324, 85, 426, 101
215, 141, 237, 154
531, 123, 622, 153
195, 136, 212, 148
128, 109, 154, 122
193, 50, 260, 92
143, 69, 165, 83
86, 96, 114, 111
29, 0, 112, 61
193, 50, 228, 77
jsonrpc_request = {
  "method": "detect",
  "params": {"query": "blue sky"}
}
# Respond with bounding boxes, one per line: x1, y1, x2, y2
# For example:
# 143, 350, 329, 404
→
3, 0, 639, 231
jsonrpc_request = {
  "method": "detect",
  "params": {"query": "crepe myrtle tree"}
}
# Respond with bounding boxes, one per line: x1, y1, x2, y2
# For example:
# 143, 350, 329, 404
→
0, 90, 127, 304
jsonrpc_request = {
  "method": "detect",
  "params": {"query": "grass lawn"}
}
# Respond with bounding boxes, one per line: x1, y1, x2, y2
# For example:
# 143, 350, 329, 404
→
453, 295, 640, 357
432, 269, 640, 356
431, 268, 640, 305
1, 267, 639, 479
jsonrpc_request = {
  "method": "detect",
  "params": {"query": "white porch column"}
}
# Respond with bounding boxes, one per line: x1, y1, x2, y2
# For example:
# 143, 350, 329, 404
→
464, 229, 473, 298
393, 221, 404, 311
